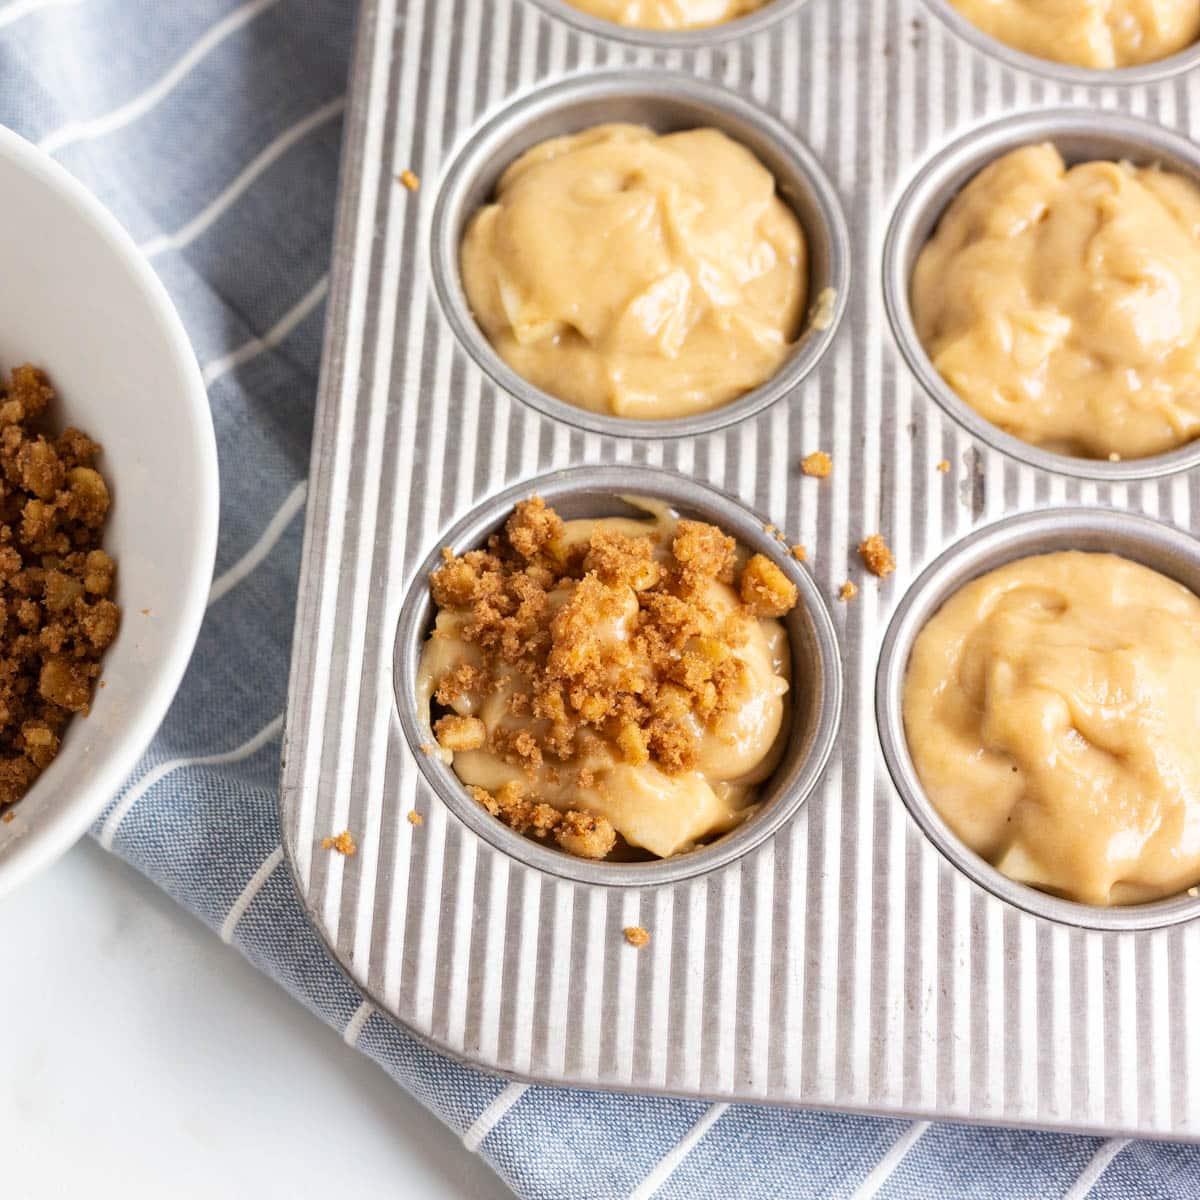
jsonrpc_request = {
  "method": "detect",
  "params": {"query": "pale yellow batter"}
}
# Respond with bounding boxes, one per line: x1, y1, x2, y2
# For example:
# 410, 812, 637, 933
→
912, 144, 1200, 460
903, 551, 1200, 906
559, 0, 769, 30
461, 124, 807, 421
949, 0, 1200, 69
418, 501, 794, 859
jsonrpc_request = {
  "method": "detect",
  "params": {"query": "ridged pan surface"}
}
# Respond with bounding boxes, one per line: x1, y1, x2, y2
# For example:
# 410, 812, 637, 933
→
281, 0, 1200, 1138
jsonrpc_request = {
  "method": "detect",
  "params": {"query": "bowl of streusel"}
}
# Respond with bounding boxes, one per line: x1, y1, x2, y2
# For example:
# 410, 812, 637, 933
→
0, 124, 218, 898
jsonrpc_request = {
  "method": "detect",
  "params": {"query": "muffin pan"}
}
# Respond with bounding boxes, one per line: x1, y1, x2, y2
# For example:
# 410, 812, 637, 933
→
526, 0, 813, 47
281, 0, 1200, 1140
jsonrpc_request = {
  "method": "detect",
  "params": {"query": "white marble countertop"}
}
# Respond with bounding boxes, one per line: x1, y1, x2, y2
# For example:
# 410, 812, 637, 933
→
0, 840, 513, 1199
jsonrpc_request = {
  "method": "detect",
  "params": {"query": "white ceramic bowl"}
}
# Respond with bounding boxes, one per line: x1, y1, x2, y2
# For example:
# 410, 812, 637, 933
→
0, 125, 218, 899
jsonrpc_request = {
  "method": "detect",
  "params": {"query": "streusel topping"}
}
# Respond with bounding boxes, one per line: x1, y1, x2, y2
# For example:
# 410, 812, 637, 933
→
418, 496, 799, 860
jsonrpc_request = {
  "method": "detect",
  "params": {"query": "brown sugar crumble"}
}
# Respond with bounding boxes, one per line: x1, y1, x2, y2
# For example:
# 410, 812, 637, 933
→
936, 459, 951, 473
801, 451, 832, 479
740, 553, 798, 617
426, 496, 799, 860
468, 780, 617, 859
839, 581, 858, 601
407, 810, 423, 827
624, 925, 650, 948
790, 545, 807, 562
1, 809, 13, 823
320, 829, 357, 856
398, 169, 420, 191
858, 534, 896, 578
0, 365, 119, 819
434, 713, 486, 751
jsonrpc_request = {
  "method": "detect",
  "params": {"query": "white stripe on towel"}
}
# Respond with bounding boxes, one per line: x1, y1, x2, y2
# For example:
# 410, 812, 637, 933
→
0, 0, 82, 32
39, 0, 280, 155
98, 711, 284, 849
850, 1121, 931, 1199
628, 1103, 729, 1200
220, 845, 284, 942
462, 1083, 529, 1152
343, 1000, 375, 1046
202, 274, 328, 386
208, 479, 307, 606
1062, 1139, 1131, 1200
141, 96, 345, 259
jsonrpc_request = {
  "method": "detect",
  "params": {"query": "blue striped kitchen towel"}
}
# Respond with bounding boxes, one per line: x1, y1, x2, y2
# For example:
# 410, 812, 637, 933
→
0, 1, 1194, 1196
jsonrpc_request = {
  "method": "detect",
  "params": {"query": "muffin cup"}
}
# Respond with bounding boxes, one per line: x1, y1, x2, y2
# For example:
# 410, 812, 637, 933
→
431, 70, 849, 440
883, 108, 1200, 482
524, 0, 810, 47
393, 465, 843, 887
876, 507, 1200, 931
921, 0, 1200, 86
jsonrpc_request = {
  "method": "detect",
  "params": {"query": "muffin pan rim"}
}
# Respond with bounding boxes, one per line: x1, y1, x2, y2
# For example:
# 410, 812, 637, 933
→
876, 506, 1200, 932
524, 0, 813, 47
429, 68, 851, 442
921, 0, 1200, 87
882, 106, 1200, 483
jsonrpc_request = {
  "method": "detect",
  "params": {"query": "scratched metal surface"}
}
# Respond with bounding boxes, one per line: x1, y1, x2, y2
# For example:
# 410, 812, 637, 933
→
280, 0, 1200, 1138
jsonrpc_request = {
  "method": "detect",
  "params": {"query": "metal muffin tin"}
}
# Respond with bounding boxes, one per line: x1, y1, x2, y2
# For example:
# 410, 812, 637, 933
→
432, 70, 849, 440
282, 0, 1200, 1140
393, 465, 842, 887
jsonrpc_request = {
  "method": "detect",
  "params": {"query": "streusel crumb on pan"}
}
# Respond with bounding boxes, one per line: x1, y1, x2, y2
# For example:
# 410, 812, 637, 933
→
858, 534, 895, 578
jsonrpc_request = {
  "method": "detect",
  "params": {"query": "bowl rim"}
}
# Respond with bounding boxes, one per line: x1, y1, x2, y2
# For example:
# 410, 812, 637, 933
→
0, 124, 219, 899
